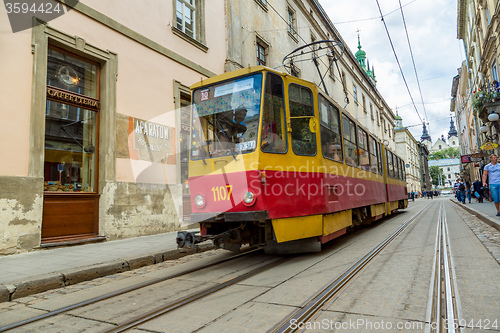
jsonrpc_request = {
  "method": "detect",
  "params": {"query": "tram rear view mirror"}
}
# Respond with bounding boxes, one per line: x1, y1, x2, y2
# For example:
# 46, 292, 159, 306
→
309, 118, 317, 133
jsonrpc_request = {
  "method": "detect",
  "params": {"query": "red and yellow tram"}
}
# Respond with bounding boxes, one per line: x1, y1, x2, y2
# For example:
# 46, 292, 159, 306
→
188, 66, 407, 252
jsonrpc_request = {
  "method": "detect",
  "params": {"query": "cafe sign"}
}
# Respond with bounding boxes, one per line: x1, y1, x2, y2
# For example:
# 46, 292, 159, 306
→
47, 86, 100, 111
480, 142, 499, 151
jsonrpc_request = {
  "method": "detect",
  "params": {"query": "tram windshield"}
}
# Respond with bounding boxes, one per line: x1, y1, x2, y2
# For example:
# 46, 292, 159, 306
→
191, 73, 263, 159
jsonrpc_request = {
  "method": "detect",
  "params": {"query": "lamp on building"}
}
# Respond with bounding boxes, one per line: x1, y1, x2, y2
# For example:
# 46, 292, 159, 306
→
480, 110, 500, 141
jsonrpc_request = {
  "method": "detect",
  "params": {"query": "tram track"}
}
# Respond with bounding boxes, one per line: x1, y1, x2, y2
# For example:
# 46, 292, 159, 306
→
268, 202, 433, 333
1, 201, 434, 333
425, 201, 463, 333
0, 247, 264, 333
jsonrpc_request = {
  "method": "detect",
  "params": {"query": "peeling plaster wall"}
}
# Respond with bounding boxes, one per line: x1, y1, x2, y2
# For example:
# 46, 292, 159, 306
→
99, 182, 182, 240
0, 177, 43, 255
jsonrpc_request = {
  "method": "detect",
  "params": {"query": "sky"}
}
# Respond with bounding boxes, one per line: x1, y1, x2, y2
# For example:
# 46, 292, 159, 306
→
320, 0, 465, 144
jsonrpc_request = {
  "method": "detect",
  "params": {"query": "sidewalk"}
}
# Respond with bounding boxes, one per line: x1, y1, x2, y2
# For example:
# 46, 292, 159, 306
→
0, 230, 213, 303
448, 194, 500, 231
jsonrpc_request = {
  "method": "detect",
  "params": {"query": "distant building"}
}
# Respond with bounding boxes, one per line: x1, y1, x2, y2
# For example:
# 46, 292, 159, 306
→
395, 114, 421, 193
428, 158, 461, 187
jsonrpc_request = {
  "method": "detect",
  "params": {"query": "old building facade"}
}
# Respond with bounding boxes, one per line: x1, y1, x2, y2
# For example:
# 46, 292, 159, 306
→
0, 0, 225, 254
456, 0, 500, 182
395, 115, 422, 194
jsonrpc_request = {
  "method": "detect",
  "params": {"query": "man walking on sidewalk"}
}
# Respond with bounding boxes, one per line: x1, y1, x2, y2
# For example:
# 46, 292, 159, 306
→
483, 153, 500, 216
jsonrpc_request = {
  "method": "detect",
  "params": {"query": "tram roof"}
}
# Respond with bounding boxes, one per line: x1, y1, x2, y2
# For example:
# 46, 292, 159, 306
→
190, 65, 312, 90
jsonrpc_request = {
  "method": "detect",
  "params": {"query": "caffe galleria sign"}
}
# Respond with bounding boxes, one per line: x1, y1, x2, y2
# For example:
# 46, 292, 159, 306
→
46, 86, 100, 111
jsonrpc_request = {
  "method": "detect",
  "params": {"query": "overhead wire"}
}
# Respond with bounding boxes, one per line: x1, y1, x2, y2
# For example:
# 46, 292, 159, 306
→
398, 0, 429, 123
374, 0, 424, 125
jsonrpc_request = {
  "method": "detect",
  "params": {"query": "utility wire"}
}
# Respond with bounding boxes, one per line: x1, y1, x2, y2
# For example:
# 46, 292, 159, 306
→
398, 0, 429, 123
333, 0, 417, 25
374, 0, 424, 125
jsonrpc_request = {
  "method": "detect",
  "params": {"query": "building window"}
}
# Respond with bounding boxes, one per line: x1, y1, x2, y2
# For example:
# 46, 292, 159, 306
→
370, 104, 374, 120
362, 96, 366, 113
287, 6, 296, 36
175, 0, 196, 38
353, 85, 357, 103
173, 0, 206, 49
45, 47, 99, 193
492, 61, 499, 82
328, 55, 336, 81
447, 167, 450, 171
257, 40, 267, 66
439, 145, 442, 149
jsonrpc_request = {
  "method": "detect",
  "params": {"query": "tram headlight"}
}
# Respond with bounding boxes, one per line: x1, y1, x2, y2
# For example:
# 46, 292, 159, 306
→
243, 191, 256, 206
194, 194, 205, 208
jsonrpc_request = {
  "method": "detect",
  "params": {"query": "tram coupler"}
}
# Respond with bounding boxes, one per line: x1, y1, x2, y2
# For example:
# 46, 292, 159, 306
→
176, 231, 205, 248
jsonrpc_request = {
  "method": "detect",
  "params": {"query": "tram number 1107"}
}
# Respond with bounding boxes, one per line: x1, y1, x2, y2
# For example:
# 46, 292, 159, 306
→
211, 185, 233, 202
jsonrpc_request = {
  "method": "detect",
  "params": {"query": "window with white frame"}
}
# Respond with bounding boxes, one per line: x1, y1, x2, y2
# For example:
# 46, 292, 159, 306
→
176, 0, 195, 38
173, 0, 206, 48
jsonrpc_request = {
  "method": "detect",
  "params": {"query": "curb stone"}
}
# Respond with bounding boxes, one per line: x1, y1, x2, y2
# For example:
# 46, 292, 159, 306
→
450, 199, 500, 231
0, 243, 215, 303
11, 273, 64, 300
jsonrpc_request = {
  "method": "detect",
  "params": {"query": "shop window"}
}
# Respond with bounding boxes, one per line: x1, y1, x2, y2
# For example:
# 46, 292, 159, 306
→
342, 115, 358, 166
319, 94, 342, 162
261, 73, 286, 153
44, 47, 99, 193
289, 84, 316, 156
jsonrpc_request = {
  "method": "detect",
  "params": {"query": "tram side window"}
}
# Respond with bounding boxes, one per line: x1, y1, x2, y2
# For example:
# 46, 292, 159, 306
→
289, 84, 316, 156
319, 94, 342, 162
377, 143, 383, 175
402, 160, 406, 181
358, 128, 370, 171
397, 156, 402, 180
395, 156, 401, 180
369, 136, 378, 174
342, 115, 358, 166
387, 151, 394, 178
261, 73, 286, 153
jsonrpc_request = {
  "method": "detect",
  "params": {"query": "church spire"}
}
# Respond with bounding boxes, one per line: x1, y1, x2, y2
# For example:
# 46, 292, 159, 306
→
421, 123, 431, 142
355, 30, 367, 70
355, 31, 376, 85
448, 117, 458, 138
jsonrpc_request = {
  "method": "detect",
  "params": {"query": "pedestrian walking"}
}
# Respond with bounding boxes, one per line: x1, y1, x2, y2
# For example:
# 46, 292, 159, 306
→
472, 178, 483, 203
458, 180, 466, 204
483, 153, 500, 216
465, 180, 472, 203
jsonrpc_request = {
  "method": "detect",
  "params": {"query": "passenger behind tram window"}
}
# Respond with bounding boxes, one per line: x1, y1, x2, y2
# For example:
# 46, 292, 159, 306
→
324, 142, 341, 161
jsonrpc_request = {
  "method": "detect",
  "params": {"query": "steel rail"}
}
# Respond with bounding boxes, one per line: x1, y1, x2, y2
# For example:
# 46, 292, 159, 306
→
425, 201, 462, 333
268, 202, 433, 333
103, 257, 290, 333
0, 247, 262, 333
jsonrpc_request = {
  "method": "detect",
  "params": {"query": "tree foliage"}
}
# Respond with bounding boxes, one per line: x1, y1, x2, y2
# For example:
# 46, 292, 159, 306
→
428, 147, 460, 160
429, 165, 445, 186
